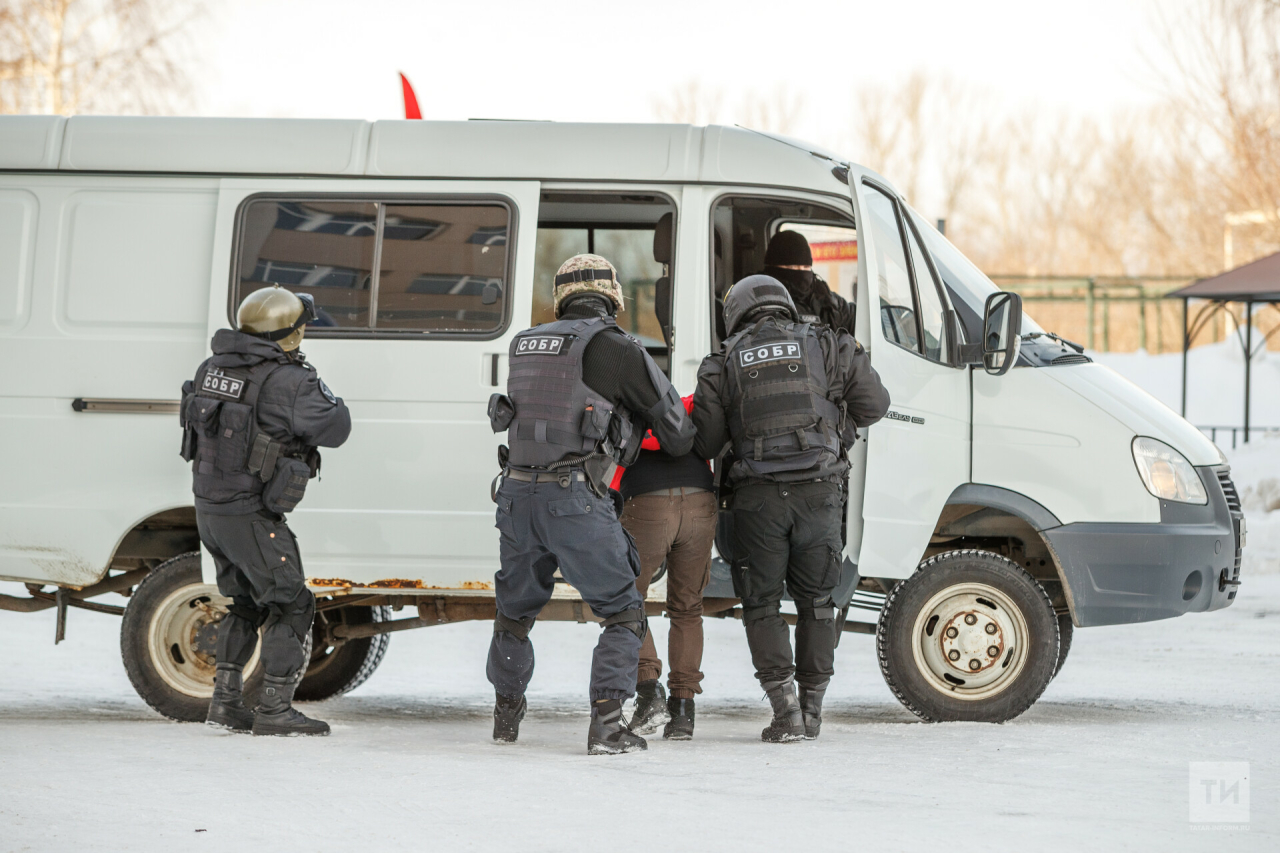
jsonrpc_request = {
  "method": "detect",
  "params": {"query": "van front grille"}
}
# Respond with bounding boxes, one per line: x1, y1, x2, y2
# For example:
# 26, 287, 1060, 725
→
1218, 469, 1241, 513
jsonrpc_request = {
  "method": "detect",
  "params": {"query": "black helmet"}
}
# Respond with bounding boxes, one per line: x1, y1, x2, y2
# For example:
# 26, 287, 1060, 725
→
722, 274, 800, 334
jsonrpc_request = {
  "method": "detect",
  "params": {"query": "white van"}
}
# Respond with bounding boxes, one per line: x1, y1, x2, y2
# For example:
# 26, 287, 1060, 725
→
0, 116, 1243, 723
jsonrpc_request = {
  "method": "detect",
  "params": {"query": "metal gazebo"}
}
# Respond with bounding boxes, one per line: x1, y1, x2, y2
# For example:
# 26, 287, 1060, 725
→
1167, 251, 1280, 443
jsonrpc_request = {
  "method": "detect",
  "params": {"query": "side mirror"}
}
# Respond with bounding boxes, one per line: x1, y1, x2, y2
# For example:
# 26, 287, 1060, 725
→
982, 292, 1022, 376
481, 281, 503, 306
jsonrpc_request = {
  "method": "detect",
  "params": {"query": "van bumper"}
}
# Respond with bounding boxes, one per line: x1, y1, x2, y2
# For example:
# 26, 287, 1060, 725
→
1043, 466, 1243, 627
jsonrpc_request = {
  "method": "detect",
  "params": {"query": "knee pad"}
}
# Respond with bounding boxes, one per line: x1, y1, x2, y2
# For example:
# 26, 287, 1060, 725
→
741, 602, 781, 625
600, 607, 647, 641
796, 597, 837, 622
495, 612, 536, 642
227, 599, 268, 628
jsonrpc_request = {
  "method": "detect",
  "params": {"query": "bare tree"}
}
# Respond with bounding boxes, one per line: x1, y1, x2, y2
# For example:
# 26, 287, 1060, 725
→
651, 79, 724, 126
738, 85, 804, 135
0, 0, 203, 115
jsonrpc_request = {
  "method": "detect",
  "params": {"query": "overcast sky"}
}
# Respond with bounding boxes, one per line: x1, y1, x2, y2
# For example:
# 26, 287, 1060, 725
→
195, 0, 1184, 148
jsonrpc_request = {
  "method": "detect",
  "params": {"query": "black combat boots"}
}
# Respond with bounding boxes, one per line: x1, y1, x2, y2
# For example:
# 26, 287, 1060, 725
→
663, 696, 695, 740
760, 678, 805, 743
587, 699, 647, 755
630, 679, 671, 735
799, 680, 828, 740
493, 692, 527, 743
251, 673, 330, 737
206, 663, 255, 733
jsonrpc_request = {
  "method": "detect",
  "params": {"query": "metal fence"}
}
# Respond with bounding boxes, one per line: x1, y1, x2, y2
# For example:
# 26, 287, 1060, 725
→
990, 275, 1196, 353
1197, 425, 1280, 450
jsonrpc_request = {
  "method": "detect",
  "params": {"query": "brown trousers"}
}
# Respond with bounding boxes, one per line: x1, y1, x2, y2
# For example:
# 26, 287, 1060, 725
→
620, 489, 718, 699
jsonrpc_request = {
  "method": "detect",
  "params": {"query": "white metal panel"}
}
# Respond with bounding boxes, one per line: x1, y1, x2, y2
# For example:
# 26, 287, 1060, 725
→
59, 117, 370, 175
0, 189, 37, 329
703, 126, 850, 196
59, 190, 215, 329
368, 121, 693, 181
1049, 363, 1221, 466
0, 116, 64, 169
973, 367, 1160, 525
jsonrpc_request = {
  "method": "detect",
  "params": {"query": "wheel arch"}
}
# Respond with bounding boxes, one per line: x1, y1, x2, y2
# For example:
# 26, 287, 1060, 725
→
104, 505, 200, 583
924, 485, 1078, 625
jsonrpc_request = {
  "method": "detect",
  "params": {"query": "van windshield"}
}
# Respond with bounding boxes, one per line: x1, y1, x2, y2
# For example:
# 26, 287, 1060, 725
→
907, 207, 1043, 338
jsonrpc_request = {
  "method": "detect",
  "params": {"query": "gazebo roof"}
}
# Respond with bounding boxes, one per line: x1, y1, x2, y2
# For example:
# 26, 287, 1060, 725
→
1166, 250, 1280, 301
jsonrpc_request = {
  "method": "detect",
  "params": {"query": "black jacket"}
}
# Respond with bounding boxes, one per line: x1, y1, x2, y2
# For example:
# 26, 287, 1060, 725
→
764, 266, 857, 336
565, 299, 696, 458
191, 330, 351, 514
692, 313, 889, 484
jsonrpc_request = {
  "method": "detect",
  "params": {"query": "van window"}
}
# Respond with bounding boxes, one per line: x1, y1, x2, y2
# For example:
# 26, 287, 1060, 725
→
533, 192, 675, 371
236, 197, 511, 337
861, 185, 919, 352
907, 206, 1043, 340
903, 217, 948, 362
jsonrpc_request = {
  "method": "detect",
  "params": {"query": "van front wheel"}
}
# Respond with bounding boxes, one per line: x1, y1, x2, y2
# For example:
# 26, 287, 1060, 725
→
877, 550, 1059, 723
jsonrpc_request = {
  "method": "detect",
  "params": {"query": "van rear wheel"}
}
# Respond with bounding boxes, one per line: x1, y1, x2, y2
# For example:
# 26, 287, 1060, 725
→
296, 604, 391, 701
120, 552, 265, 722
877, 549, 1059, 723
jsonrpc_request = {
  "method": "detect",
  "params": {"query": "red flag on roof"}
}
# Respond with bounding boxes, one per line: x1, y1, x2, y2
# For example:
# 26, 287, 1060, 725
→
399, 72, 422, 120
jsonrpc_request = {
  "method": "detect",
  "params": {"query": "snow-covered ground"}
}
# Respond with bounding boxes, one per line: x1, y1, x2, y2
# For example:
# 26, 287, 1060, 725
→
2, 577, 1276, 851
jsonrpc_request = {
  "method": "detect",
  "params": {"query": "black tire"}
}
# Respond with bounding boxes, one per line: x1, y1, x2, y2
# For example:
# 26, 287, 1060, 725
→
120, 552, 312, 722
1053, 613, 1074, 678
876, 549, 1059, 723
296, 604, 391, 701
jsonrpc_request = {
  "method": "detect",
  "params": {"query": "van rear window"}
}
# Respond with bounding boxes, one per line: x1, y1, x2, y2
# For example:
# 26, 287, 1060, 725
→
234, 197, 511, 338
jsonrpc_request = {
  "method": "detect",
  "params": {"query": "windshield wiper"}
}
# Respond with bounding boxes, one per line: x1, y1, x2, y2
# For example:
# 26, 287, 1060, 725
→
1023, 331, 1085, 354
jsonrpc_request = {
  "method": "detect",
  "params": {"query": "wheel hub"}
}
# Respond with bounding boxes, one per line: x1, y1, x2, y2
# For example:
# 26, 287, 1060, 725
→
939, 610, 1005, 674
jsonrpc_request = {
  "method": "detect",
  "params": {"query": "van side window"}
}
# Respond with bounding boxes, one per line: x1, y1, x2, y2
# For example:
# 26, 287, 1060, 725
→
862, 185, 919, 353
236, 198, 511, 337
904, 217, 949, 363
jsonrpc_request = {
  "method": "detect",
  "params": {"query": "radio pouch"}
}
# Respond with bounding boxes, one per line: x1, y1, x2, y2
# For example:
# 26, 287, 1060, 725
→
263, 457, 311, 515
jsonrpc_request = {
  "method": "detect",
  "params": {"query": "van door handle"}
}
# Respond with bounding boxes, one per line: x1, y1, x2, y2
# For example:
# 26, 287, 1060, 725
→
484, 353, 506, 387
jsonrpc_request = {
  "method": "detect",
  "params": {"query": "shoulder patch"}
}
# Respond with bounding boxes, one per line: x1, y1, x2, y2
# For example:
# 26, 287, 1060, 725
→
514, 334, 569, 356
737, 341, 802, 368
200, 369, 246, 401
318, 378, 337, 404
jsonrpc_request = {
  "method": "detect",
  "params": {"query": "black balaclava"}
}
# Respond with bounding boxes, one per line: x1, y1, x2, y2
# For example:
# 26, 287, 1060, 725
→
763, 231, 817, 302
558, 292, 616, 319
766, 265, 816, 301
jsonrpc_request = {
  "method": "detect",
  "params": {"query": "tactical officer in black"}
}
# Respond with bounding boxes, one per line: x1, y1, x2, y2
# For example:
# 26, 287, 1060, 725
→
182, 286, 352, 737
762, 230, 857, 334
487, 253, 695, 755
693, 275, 889, 742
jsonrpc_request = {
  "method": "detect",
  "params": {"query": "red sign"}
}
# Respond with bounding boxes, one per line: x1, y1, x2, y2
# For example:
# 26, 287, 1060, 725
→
810, 240, 858, 262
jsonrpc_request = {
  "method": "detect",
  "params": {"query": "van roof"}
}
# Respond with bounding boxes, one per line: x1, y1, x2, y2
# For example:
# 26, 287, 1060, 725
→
0, 116, 854, 195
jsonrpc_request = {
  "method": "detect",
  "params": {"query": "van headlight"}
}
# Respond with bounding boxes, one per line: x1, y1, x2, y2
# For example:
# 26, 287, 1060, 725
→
1132, 437, 1207, 504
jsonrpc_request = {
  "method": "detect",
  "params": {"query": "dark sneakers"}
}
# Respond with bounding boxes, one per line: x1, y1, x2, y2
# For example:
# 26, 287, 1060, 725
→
663, 697, 695, 740
630, 679, 671, 735
206, 663, 255, 733
493, 693, 527, 743
799, 681, 828, 740
252, 674, 330, 737
587, 699, 648, 755
760, 678, 805, 743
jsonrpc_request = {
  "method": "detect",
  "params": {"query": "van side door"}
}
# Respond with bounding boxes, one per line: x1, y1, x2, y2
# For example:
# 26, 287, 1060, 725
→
852, 178, 970, 581
208, 179, 539, 587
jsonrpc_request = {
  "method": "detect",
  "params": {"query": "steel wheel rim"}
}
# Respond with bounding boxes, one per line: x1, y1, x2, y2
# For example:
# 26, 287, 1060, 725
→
146, 583, 260, 698
910, 581, 1030, 701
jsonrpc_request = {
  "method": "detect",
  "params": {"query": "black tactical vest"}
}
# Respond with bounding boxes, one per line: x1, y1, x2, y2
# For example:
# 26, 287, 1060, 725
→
181, 360, 284, 504
505, 316, 637, 469
723, 316, 845, 482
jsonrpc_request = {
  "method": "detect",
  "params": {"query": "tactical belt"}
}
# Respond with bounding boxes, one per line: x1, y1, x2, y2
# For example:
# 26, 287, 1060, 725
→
502, 468, 586, 485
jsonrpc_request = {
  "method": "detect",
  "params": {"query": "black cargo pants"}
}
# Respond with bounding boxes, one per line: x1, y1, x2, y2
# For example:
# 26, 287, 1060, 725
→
487, 473, 646, 702
197, 510, 314, 679
731, 480, 843, 689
